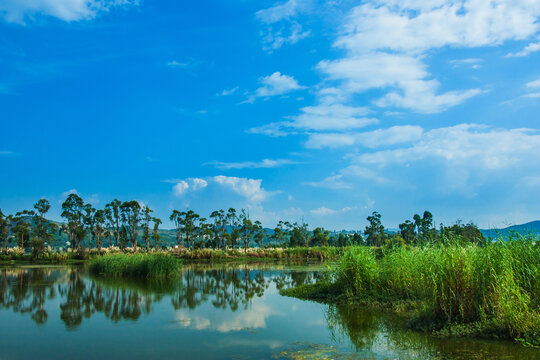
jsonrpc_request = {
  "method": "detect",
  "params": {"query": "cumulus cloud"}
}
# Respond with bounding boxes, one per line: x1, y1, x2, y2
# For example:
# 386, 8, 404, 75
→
0, 0, 138, 24
171, 178, 208, 197
245, 72, 306, 103
213, 175, 274, 203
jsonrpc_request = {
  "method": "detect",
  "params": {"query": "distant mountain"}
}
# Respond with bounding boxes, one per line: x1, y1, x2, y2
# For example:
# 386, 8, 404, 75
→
480, 221, 540, 238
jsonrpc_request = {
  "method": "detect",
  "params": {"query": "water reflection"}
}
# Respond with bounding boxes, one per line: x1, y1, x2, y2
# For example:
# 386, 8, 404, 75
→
0, 266, 536, 360
0, 265, 321, 329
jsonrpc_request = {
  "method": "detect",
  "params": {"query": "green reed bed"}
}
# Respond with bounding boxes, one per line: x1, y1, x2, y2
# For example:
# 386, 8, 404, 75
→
281, 237, 540, 346
88, 253, 181, 278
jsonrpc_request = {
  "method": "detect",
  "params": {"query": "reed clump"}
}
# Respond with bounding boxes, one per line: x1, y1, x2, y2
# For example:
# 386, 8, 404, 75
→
282, 237, 540, 345
88, 253, 181, 278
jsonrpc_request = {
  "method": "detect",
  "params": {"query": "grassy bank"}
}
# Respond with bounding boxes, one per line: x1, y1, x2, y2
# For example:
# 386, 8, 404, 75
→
281, 239, 540, 346
0, 246, 341, 264
174, 246, 341, 261
88, 253, 181, 278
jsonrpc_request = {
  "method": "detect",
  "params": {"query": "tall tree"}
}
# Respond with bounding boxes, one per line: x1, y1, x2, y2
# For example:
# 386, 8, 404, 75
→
170, 210, 183, 248
253, 220, 265, 250
183, 210, 200, 250
91, 209, 106, 253
105, 199, 121, 247
13, 211, 32, 250
120, 201, 141, 250
365, 211, 386, 247
399, 220, 416, 244
240, 211, 253, 251
33, 199, 57, 249
0, 209, 12, 253
152, 217, 162, 249
61, 194, 86, 250
142, 206, 153, 251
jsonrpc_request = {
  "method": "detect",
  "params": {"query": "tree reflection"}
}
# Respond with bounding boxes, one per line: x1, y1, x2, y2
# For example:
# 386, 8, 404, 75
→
0, 265, 319, 329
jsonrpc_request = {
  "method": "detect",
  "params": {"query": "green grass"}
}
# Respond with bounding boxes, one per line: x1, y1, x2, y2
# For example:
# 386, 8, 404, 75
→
88, 253, 181, 278
281, 238, 540, 346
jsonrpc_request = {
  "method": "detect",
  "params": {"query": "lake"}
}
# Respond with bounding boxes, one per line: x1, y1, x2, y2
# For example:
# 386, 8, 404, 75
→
0, 264, 537, 360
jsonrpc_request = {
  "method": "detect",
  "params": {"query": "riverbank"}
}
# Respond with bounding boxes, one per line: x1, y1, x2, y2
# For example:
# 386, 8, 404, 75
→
281, 239, 540, 347
0, 246, 342, 264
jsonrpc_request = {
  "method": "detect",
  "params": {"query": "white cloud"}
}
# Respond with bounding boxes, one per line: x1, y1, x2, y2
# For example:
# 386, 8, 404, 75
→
61, 188, 79, 198
310, 206, 336, 215
213, 176, 274, 203
522, 92, 540, 99
305, 125, 423, 149
305, 165, 391, 188
255, 0, 312, 51
355, 124, 540, 170
449, 58, 483, 69
172, 181, 189, 197
255, 0, 305, 24
206, 158, 299, 170
526, 78, 540, 89
190, 178, 208, 191
167, 60, 188, 68
171, 178, 208, 197
318, 53, 484, 113
0, 0, 138, 24
245, 72, 306, 103
217, 86, 239, 96
260, 22, 311, 51
506, 35, 540, 57
337, 2, 540, 54
310, 205, 357, 216
248, 104, 378, 136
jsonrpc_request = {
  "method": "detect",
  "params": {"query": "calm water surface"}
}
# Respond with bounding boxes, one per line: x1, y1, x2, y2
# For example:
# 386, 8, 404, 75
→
0, 265, 537, 360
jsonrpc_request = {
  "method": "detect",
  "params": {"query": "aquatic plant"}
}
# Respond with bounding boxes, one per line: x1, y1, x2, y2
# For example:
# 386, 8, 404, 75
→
88, 253, 181, 277
282, 237, 540, 345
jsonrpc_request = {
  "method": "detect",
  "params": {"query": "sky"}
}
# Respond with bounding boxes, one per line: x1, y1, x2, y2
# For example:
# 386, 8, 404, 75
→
1, 0, 540, 230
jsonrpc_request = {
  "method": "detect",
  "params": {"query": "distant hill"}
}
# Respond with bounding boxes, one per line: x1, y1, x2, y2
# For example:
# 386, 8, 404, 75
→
480, 221, 540, 239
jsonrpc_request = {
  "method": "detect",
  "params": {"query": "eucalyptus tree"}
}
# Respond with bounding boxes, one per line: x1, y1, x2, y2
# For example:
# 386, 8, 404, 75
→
105, 199, 121, 247
142, 206, 154, 251
91, 209, 107, 252
183, 210, 200, 250
170, 210, 183, 247
0, 209, 11, 253
120, 201, 142, 250
12, 212, 32, 250
239, 211, 253, 251
253, 221, 266, 249
210, 209, 226, 249
196, 217, 211, 248
152, 217, 162, 249
226, 208, 240, 249
33, 199, 57, 245
61, 194, 86, 250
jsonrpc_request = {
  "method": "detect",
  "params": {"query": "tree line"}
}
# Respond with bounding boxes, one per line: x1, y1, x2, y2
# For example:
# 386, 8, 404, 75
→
0, 194, 484, 255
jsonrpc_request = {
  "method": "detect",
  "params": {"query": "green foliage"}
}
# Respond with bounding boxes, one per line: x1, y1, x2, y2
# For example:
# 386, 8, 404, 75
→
88, 253, 181, 278
283, 238, 540, 345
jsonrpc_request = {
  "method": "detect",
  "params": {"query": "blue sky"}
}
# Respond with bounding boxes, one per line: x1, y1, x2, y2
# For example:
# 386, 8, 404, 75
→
1, 0, 540, 230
